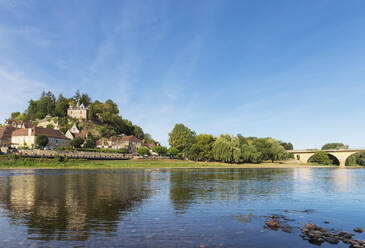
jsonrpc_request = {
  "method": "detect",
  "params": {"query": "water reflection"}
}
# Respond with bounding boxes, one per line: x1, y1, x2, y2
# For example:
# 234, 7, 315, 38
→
0, 168, 364, 247
169, 169, 296, 212
0, 170, 154, 241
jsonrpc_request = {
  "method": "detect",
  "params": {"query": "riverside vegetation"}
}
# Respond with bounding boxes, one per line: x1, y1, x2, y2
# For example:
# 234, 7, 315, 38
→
5, 91, 365, 167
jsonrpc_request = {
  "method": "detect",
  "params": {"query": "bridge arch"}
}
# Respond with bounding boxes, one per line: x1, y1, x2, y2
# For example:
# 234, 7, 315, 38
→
327, 151, 357, 167
345, 151, 365, 166
307, 153, 340, 166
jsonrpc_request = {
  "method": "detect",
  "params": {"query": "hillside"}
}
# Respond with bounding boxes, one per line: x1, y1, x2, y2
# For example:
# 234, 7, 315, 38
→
8, 90, 155, 143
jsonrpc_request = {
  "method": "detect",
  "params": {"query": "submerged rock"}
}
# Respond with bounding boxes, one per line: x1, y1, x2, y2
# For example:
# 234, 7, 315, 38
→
323, 236, 339, 244
307, 230, 322, 240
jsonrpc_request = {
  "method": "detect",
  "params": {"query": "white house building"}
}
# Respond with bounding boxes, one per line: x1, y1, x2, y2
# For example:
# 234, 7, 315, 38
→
11, 127, 70, 149
67, 101, 89, 120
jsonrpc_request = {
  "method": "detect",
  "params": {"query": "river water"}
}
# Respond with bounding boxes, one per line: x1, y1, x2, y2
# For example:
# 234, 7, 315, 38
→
0, 168, 364, 247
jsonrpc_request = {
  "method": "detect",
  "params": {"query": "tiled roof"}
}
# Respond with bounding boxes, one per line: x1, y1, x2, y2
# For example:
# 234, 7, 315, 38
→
121, 136, 142, 142
0, 126, 16, 140
74, 131, 88, 139
12, 127, 69, 139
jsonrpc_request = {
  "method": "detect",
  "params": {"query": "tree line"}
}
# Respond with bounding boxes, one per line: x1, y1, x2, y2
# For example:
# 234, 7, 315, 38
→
168, 123, 293, 163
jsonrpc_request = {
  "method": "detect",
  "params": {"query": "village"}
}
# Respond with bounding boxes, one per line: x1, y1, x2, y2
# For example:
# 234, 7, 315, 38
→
0, 101, 160, 156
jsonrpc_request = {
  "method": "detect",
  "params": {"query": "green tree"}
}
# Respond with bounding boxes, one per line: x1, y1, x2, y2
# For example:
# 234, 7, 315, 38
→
269, 141, 288, 162
11, 112, 21, 119
26, 91, 56, 120
84, 134, 97, 148
55, 94, 70, 118
280, 141, 293, 150
137, 146, 150, 156
241, 144, 262, 163
168, 147, 179, 158
73, 90, 81, 102
321, 143, 349, 150
252, 138, 273, 161
80, 93, 91, 106
70, 137, 84, 148
308, 151, 332, 165
212, 135, 233, 162
152, 146, 168, 156
168, 124, 196, 155
133, 125, 144, 140
194, 134, 215, 161
186, 143, 200, 161
36, 135, 49, 149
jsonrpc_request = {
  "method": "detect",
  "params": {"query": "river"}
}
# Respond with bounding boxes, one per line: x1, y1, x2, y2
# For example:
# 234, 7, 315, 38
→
0, 168, 364, 247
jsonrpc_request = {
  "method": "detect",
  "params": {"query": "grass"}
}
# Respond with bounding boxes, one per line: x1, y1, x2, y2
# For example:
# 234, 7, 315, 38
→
0, 155, 344, 169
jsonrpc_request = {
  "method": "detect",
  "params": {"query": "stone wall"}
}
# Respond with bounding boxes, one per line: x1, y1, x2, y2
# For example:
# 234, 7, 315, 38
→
17, 149, 132, 160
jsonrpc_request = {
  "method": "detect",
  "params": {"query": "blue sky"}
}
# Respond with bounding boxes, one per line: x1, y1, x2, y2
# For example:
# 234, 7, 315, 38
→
1, 0, 365, 149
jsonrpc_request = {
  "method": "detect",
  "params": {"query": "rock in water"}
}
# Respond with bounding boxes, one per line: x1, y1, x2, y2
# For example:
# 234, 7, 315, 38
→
323, 236, 339, 244
354, 227, 363, 233
265, 219, 280, 229
305, 223, 317, 231
308, 230, 323, 240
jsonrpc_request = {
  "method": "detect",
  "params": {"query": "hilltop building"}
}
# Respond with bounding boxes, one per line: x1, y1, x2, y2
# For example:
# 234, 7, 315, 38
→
11, 127, 70, 149
67, 101, 89, 120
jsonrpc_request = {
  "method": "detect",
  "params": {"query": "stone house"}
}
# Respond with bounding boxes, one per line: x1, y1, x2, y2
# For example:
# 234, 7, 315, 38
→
67, 101, 89, 120
0, 126, 16, 147
96, 135, 144, 154
11, 127, 70, 149
96, 138, 110, 149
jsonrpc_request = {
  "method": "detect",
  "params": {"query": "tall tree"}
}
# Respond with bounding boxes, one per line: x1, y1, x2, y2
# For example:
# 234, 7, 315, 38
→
168, 124, 196, 154
55, 94, 70, 118
212, 135, 234, 162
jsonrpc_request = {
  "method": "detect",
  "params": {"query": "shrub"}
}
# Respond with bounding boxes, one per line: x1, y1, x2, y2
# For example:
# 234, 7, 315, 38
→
36, 135, 49, 149
152, 146, 168, 156
70, 137, 84, 148
54, 155, 65, 162
168, 147, 179, 158
137, 146, 150, 156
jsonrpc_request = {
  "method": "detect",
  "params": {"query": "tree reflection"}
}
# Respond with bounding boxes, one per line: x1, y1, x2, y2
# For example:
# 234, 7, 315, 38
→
0, 170, 153, 241
169, 168, 294, 212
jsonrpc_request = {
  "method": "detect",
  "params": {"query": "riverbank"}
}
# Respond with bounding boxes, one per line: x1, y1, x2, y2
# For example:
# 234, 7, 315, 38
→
0, 156, 347, 169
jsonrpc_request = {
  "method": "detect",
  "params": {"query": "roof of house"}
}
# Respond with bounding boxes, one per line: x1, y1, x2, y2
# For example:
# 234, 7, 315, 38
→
12, 127, 69, 139
68, 101, 89, 110
74, 131, 88, 139
0, 126, 16, 140
121, 135, 143, 143
5, 119, 34, 128
96, 138, 109, 146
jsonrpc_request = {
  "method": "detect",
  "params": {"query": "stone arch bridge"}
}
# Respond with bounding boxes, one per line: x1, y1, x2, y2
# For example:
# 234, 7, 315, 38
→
289, 149, 365, 167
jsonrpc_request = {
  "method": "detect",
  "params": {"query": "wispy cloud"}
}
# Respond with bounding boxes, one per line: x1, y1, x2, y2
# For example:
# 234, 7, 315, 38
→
0, 65, 46, 122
